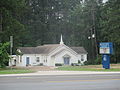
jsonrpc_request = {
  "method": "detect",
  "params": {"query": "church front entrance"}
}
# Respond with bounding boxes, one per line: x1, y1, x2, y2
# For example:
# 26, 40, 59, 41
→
64, 57, 70, 65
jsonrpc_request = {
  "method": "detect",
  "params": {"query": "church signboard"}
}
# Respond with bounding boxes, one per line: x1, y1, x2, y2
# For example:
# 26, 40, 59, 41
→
99, 42, 113, 69
99, 42, 113, 54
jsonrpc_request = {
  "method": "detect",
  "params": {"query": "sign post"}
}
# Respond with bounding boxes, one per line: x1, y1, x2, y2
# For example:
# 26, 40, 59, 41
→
99, 42, 113, 69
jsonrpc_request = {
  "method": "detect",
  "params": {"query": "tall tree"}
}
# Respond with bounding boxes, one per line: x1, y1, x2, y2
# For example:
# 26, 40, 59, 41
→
0, 0, 26, 53
100, 0, 120, 63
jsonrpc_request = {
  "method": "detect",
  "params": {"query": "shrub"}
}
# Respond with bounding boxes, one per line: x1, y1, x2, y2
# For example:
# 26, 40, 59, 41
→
84, 61, 88, 65
71, 63, 79, 66
55, 63, 63, 66
95, 55, 102, 65
39, 63, 43, 66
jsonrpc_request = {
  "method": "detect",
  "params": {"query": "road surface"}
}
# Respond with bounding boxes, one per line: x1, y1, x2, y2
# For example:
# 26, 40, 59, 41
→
0, 73, 120, 90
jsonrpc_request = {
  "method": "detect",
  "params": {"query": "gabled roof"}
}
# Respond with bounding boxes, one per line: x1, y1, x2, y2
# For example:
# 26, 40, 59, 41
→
18, 44, 87, 54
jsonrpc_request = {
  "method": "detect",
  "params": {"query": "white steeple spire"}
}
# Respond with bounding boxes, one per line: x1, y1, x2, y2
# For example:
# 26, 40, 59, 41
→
60, 34, 64, 45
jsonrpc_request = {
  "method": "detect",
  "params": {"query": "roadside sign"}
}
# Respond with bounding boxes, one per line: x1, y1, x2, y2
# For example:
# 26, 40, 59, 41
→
99, 42, 113, 54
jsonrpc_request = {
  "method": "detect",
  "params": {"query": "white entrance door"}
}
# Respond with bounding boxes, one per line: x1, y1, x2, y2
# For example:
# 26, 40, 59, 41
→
50, 56, 55, 66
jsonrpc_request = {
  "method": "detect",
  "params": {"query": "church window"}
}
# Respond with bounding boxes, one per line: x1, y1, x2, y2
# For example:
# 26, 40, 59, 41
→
44, 60, 46, 62
36, 57, 40, 62
81, 55, 84, 61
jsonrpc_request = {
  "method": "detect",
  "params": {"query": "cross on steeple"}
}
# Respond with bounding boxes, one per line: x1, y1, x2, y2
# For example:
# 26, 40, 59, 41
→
60, 34, 64, 45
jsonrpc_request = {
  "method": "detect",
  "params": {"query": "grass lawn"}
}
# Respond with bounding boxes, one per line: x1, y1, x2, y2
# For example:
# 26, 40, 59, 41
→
56, 64, 120, 72
0, 68, 35, 74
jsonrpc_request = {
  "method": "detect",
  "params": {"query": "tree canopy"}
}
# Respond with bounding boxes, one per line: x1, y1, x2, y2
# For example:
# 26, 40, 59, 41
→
0, 42, 10, 67
0, 0, 120, 64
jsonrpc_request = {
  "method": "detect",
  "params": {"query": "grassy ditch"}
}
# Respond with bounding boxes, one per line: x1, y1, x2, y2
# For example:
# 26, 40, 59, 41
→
56, 64, 120, 72
0, 68, 35, 74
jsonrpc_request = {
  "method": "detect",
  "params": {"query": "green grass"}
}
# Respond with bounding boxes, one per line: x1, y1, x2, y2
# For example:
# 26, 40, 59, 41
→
0, 68, 34, 74
56, 66, 120, 72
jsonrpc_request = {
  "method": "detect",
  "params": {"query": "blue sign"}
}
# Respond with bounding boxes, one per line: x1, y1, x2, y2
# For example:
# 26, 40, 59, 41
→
99, 42, 113, 54
100, 43, 110, 48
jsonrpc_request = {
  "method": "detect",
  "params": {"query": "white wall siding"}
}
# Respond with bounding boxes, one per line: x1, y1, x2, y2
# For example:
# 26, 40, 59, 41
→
54, 50, 78, 65
20, 54, 42, 66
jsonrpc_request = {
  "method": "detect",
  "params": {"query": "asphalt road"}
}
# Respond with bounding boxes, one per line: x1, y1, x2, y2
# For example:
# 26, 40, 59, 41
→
0, 74, 120, 90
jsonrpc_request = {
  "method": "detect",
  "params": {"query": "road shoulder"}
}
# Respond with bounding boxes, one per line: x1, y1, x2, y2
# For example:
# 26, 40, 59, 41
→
0, 71, 120, 77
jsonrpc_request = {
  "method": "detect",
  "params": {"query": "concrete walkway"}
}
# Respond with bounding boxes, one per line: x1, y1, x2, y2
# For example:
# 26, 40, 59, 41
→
0, 71, 120, 77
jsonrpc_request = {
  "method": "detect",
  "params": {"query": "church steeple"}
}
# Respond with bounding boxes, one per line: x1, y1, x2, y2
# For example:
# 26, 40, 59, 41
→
60, 34, 64, 45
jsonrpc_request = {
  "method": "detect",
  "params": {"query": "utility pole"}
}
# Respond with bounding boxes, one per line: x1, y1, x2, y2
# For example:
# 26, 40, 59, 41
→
10, 36, 13, 55
10, 36, 13, 67
92, 5, 98, 59
0, 10, 3, 42
91, 28, 95, 60
0, 10, 2, 33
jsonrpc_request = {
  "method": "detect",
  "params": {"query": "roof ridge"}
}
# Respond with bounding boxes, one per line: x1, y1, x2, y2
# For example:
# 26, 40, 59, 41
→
70, 46, 83, 48
19, 47, 35, 48
36, 44, 60, 47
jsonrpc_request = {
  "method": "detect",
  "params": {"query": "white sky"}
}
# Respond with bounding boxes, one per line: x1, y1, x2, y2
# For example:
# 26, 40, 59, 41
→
103, 0, 108, 3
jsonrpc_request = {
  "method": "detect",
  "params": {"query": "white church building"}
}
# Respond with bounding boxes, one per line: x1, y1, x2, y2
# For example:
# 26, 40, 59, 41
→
9, 35, 87, 67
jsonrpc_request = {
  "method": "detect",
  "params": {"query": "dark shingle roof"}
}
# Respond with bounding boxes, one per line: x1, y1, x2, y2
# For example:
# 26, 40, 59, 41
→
36, 44, 60, 54
18, 44, 87, 54
19, 44, 60, 54
70, 47, 88, 54
18, 47, 36, 54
